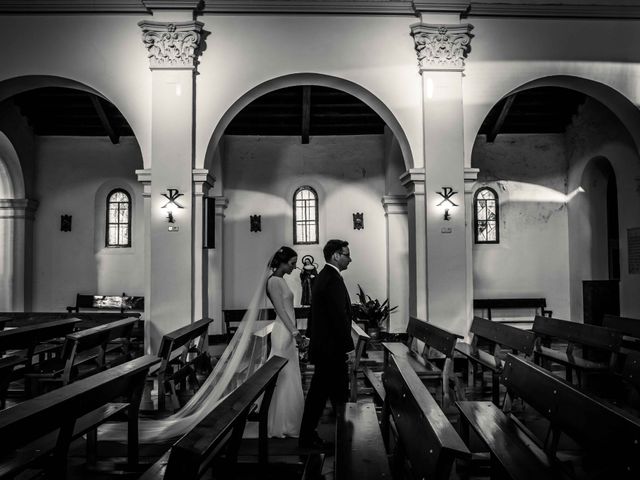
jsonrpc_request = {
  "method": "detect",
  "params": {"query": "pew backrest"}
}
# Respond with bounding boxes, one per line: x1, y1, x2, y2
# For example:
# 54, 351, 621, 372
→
500, 353, 640, 471
156, 318, 212, 362
0, 318, 81, 352
0, 354, 159, 451
383, 354, 470, 479
603, 314, 640, 339
67, 294, 144, 314
532, 315, 623, 352
470, 316, 535, 356
162, 356, 288, 479
474, 298, 552, 321
406, 316, 461, 359
349, 321, 370, 401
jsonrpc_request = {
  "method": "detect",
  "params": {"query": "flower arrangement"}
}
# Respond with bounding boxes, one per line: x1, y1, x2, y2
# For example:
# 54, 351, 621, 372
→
354, 284, 398, 330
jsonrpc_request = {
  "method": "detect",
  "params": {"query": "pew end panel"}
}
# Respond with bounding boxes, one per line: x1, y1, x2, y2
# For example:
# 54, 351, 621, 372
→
383, 355, 470, 480
349, 321, 371, 402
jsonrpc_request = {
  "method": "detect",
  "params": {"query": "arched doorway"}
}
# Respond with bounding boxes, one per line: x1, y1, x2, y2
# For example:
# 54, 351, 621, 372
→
202, 77, 413, 335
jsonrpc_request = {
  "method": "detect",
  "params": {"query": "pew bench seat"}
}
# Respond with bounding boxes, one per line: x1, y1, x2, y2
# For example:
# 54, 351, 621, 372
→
335, 400, 391, 479
362, 366, 385, 404
0, 402, 128, 478
456, 401, 562, 480
382, 342, 441, 378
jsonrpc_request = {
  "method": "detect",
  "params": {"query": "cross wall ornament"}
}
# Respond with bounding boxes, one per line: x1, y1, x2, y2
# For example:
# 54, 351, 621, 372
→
437, 187, 458, 221
161, 188, 184, 209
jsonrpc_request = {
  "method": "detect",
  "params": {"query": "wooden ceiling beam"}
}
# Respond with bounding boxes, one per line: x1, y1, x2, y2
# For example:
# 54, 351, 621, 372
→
487, 94, 516, 143
89, 95, 119, 144
301, 85, 311, 144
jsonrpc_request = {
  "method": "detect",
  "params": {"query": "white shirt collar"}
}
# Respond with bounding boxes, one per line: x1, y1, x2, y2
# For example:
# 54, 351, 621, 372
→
326, 263, 341, 276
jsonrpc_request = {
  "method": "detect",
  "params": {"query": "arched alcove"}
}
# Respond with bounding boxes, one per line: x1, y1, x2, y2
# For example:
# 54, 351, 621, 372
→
469, 77, 640, 323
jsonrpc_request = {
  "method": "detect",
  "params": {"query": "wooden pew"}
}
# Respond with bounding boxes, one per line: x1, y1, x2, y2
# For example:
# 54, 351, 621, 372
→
382, 316, 463, 407
66, 293, 144, 315
0, 318, 81, 364
455, 316, 535, 405
25, 316, 139, 395
474, 297, 552, 324
603, 314, 640, 352
138, 355, 288, 480
223, 306, 310, 339
335, 399, 391, 479
457, 354, 640, 479
0, 354, 159, 479
349, 321, 370, 402
382, 354, 470, 480
151, 317, 213, 411
532, 315, 623, 388
0, 355, 24, 409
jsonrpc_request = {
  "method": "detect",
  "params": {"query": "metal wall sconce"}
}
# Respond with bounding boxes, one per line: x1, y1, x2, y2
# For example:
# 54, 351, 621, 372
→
250, 215, 261, 232
353, 212, 364, 230
60, 215, 72, 232
161, 188, 184, 223
436, 187, 458, 221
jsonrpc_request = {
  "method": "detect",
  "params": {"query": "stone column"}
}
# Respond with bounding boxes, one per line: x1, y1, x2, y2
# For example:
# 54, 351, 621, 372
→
139, 18, 204, 352
0, 199, 38, 311
464, 167, 479, 340
193, 169, 215, 322
135, 169, 152, 353
411, 19, 473, 335
400, 169, 427, 320
382, 195, 409, 333
208, 196, 228, 335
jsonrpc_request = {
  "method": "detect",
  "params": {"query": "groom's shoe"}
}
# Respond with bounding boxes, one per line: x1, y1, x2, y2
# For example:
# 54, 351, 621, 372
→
298, 432, 327, 450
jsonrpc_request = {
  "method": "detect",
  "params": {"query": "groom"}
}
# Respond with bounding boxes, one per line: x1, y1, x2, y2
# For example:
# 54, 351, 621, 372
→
299, 239, 354, 448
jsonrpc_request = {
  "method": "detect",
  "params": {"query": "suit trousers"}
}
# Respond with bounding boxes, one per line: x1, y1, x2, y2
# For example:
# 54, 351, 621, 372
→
299, 353, 349, 441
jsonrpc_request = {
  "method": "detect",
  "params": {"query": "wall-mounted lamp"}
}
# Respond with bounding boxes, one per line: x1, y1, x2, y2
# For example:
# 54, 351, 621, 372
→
436, 187, 459, 221
161, 188, 184, 223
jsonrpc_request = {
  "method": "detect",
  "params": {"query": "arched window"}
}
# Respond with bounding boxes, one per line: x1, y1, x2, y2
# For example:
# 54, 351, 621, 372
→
293, 186, 319, 245
106, 189, 131, 247
474, 187, 499, 244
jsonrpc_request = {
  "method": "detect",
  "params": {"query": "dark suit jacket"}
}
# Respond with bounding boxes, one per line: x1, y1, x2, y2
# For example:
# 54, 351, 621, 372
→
308, 265, 354, 364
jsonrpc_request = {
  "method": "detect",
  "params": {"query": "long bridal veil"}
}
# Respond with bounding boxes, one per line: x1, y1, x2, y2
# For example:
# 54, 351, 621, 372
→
100, 263, 273, 443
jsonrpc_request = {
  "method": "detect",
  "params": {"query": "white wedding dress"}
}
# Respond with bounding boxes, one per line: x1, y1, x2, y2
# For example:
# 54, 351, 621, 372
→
266, 276, 304, 438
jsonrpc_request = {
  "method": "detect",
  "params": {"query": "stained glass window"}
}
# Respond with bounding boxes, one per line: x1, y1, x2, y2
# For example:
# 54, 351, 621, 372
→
106, 189, 131, 247
293, 186, 318, 245
474, 187, 499, 244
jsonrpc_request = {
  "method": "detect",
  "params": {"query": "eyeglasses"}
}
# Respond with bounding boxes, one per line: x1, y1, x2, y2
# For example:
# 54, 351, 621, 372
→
338, 252, 351, 259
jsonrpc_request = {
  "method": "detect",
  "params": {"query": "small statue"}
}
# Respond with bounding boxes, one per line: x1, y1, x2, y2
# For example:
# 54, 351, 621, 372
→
300, 255, 318, 306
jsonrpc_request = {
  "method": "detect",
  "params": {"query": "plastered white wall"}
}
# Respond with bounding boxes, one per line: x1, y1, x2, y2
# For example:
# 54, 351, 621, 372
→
471, 134, 571, 321
566, 99, 640, 321
32, 136, 144, 310
221, 135, 388, 311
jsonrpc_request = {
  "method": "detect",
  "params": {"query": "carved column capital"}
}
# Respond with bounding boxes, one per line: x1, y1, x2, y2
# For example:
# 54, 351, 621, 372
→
410, 23, 472, 72
214, 196, 229, 217
138, 20, 204, 70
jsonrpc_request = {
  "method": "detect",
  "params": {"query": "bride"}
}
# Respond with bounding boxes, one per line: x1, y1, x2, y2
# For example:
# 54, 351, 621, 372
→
99, 247, 304, 442
265, 246, 305, 438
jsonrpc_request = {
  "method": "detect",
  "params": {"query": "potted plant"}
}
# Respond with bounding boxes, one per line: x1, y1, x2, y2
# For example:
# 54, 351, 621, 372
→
354, 284, 398, 339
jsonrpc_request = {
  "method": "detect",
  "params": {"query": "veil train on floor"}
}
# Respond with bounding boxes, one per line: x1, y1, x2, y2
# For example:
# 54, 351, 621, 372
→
99, 264, 273, 443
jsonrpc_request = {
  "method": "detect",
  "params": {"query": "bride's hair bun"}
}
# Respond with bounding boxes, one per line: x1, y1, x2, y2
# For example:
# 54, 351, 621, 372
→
270, 246, 298, 268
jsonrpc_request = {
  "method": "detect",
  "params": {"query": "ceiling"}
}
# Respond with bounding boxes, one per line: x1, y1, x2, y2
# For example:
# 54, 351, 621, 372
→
10, 85, 586, 144
478, 87, 586, 141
